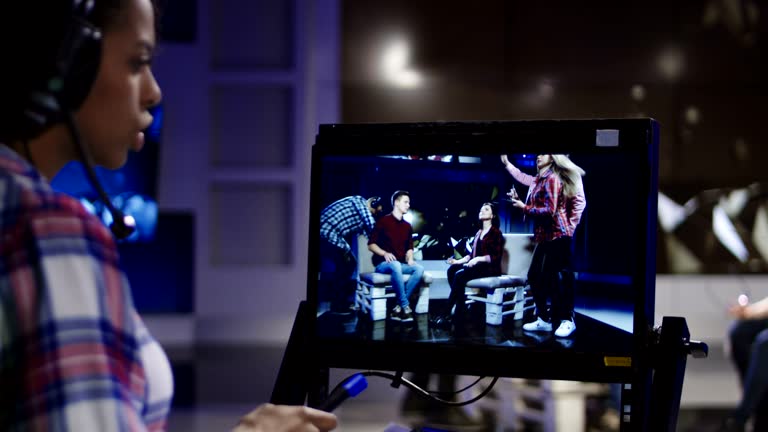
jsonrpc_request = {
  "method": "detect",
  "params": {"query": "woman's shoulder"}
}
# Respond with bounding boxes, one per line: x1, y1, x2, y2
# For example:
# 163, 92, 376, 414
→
2, 166, 116, 253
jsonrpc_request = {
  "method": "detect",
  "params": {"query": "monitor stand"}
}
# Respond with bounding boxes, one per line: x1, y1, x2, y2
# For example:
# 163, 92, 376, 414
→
270, 300, 329, 407
271, 302, 708, 432
648, 316, 709, 432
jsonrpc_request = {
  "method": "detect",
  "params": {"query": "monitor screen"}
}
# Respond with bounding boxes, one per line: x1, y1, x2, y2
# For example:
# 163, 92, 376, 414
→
307, 119, 658, 400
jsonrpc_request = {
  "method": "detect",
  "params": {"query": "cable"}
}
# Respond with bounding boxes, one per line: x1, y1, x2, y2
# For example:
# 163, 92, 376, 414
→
428, 375, 485, 397
62, 110, 135, 239
326, 371, 499, 407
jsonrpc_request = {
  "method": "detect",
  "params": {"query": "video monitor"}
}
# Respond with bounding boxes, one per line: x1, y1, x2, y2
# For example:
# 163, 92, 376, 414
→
307, 119, 659, 411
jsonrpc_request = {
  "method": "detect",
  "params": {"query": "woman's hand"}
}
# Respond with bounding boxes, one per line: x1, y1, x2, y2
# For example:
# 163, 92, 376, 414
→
233, 404, 338, 432
465, 257, 482, 267
509, 199, 526, 209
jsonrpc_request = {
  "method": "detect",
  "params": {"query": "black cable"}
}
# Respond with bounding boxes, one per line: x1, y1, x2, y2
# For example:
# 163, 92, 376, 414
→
427, 375, 484, 397
62, 110, 135, 239
327, 371, 499, 407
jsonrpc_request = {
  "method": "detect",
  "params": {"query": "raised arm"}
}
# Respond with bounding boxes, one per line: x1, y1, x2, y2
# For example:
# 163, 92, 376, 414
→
501, 154, 535, 186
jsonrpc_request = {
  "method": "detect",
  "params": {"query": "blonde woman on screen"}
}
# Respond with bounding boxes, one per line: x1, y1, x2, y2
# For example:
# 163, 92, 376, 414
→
503, 154, 585, 338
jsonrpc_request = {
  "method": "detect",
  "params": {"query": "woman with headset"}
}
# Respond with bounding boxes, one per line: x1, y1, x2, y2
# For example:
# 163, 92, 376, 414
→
0, 1, 336, 431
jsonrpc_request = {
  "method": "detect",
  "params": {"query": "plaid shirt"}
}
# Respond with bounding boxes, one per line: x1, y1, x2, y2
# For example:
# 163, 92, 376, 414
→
505, 162, 586, 232
0, 145, 173, 431
319, 196, 376, 254
523, 169, 572, 243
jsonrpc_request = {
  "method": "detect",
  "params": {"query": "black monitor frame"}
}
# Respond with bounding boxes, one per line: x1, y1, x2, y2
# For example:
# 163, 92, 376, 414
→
305, 118, 659, 423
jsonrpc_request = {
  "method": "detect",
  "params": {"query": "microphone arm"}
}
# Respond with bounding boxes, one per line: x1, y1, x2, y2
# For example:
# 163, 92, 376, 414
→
63, 110, 135, 240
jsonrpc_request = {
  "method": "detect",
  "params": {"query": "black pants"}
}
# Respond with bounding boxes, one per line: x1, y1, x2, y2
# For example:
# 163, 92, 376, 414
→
446, 263, 496, 317
728, 318, 768, 428
527, 236, 575, 324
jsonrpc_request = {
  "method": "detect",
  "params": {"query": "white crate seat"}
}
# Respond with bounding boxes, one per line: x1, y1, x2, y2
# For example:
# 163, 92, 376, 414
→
355, 235, 432, 321
464, 233, 535, 325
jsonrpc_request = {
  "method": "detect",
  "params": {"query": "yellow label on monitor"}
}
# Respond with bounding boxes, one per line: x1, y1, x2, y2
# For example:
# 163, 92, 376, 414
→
604, 356, 632, 367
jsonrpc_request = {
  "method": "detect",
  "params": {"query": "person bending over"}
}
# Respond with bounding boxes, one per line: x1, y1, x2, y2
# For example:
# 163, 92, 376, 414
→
319, 195, 383, 313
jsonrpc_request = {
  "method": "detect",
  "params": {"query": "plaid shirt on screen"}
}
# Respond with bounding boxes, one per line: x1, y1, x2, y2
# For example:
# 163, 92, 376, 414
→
0, 144, 173, 431
524, 169, 572, 243
319, 195, 376, 254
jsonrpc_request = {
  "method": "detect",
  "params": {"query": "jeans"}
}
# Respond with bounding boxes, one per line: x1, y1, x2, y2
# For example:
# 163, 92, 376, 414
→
374, 260, 424, 308
728, 318, 768, 428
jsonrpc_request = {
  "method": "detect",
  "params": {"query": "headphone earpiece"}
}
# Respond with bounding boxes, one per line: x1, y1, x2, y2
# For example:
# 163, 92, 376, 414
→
20, 1, 102, 139
23, 1, 135, 241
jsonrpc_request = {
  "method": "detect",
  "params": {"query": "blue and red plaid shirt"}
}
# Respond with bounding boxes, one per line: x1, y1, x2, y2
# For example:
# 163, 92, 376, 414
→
0, 144, 173, 431
505, 162, 586, 234
523, 169, 572, 243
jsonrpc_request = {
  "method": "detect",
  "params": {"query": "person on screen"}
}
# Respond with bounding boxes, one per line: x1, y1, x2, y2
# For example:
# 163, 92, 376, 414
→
368, 190, 425, 322
719, 295, 768, 431
319, 195, 384, 313
504, 154, 585, 338
0, 1, 337, 431
432, 202, 504, 328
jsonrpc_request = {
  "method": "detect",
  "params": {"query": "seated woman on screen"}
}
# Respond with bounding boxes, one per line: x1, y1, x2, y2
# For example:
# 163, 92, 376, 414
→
432, 202, 503, 329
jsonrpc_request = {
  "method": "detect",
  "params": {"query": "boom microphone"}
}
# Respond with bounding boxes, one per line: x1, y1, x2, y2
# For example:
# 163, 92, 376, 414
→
64, 110, 136, 240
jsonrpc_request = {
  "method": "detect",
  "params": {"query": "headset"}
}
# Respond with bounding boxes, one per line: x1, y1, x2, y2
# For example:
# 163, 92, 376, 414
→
21, 0, 136, 239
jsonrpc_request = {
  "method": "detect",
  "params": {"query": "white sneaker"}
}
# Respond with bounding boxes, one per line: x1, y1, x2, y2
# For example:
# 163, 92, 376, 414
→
555, 320, 576, 338
522, 317, 552, 332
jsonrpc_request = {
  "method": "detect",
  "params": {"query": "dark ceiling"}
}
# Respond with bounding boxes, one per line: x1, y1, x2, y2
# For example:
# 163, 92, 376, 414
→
342, 0, 767, 198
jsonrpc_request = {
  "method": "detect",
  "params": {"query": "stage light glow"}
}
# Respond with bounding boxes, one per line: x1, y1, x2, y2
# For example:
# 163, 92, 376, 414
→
380, 38, 423, 88
538, 81, 555, 100
753, 204, 768, 262
712, 205, 749, 263
684, 106, 701, 125
657, 47, 685, 81
658, 192, 687, 232
631, 84, 646, 102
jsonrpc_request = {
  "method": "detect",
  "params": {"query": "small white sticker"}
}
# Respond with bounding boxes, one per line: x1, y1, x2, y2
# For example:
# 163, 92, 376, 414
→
596, 129, 620, 147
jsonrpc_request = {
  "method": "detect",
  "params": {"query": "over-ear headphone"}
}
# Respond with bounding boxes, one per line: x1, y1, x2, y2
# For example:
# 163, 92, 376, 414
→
22, 0, 136, 240
21, 0, 102, 138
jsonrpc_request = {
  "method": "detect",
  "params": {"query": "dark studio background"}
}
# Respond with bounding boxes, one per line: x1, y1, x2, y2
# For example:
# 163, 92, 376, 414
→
70, 0, 765, 430
342, 0, 768, 275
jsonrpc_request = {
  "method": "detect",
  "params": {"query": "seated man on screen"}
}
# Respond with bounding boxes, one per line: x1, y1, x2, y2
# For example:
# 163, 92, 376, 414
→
368, 190, 425, 322
319, 195, 384, 313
